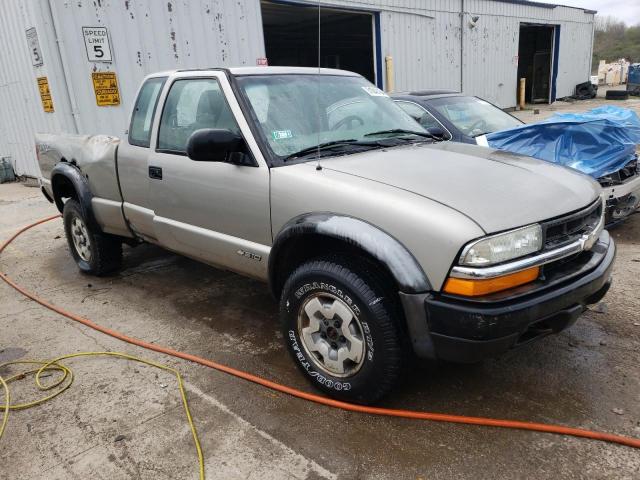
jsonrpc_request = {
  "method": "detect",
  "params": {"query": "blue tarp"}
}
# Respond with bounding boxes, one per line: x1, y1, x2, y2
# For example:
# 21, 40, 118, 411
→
485, 105, 640, 179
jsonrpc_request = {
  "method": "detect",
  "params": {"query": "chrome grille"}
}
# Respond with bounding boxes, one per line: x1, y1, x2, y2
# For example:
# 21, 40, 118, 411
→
542, 200, 602, 250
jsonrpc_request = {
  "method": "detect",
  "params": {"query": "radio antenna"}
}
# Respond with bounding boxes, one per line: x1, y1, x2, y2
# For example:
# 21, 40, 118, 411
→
315, 0, 322, 171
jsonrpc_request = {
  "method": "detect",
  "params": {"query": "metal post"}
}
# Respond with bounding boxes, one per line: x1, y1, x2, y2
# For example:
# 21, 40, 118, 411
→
385, 56, 394, 93
460, 0, 464, 92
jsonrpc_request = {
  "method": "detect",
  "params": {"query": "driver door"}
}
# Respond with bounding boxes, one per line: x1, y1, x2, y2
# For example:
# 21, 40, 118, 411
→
147, 72, 271, 279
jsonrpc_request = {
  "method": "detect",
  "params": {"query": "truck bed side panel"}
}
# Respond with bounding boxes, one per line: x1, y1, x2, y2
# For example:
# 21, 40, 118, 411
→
35, 133, 132, 237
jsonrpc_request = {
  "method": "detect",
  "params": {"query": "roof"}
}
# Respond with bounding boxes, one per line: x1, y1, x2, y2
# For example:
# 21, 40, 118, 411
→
227, 66, 359, 76
149, 66, 361, 78
493, 0, 596, 15
392, 90, 464, 101
403, 89, 460, 97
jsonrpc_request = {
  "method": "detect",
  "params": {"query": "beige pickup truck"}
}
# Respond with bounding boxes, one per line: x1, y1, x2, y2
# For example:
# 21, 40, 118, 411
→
36, 67, 614, 403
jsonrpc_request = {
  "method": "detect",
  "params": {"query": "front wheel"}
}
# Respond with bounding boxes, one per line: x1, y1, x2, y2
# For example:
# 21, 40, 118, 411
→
63, 199, 122, 276
280, 258, 404, 404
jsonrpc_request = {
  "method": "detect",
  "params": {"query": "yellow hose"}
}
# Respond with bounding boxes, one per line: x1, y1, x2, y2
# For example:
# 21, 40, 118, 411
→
0, 351, 204, 480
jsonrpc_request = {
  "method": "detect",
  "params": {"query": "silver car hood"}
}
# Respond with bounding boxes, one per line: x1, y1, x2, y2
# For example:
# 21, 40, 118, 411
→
319, 141, 601, 233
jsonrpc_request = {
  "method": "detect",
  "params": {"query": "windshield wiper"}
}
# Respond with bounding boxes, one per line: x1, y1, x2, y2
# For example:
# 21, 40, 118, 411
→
284, 139, 382, 161
471, 131, 491, 138
364, 128, 438, 140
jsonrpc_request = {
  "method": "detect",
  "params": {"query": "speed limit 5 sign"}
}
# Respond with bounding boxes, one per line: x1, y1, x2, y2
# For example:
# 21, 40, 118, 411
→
82, 27, 113, 62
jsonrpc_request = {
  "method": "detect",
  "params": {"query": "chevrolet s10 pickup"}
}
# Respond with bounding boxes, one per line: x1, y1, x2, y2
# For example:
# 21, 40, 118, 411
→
36, 67, 615, 403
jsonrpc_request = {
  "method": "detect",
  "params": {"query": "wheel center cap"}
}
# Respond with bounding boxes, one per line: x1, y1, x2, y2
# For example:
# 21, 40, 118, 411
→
326, 326, 339, 341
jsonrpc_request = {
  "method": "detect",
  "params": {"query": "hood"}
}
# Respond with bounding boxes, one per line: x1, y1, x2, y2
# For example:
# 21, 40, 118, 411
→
320, 141, 601, 233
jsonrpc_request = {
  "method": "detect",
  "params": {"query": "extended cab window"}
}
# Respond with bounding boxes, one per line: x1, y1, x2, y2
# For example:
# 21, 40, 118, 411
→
129, 77, 166, 147
157, 78, 240, 153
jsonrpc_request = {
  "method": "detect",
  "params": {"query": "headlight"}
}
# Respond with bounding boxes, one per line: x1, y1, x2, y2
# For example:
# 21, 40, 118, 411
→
459, 224, 542, 266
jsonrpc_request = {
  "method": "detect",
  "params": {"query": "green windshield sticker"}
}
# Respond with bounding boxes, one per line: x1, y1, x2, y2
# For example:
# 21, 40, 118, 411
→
272, 130, 293, 140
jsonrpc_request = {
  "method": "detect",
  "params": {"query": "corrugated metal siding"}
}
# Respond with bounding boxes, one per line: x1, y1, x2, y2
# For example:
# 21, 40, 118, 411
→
296, 0, 594, 106
381, 9, 461, 92
296, 0, 463, 92
461, 12, 521, 106
463, 1, 594, 106
1, 0, 595, 176
554, 20, 594, 98
0, 0, 76, 177
47, 0, 265, 138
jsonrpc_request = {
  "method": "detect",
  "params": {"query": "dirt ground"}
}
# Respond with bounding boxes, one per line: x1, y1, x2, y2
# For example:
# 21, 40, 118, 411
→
2, 94, 640, 479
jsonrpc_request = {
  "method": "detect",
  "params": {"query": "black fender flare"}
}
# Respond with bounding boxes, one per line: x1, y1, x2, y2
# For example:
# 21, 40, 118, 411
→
51, 162, 100, 231
268, 213, 431, 296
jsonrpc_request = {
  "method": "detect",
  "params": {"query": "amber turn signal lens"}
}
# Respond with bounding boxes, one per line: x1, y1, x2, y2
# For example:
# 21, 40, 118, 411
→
443, 267, 540, 297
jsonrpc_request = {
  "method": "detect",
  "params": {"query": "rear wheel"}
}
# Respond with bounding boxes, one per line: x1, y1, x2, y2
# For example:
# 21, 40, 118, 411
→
280, 257, 404, 404
63, 199, 122, 276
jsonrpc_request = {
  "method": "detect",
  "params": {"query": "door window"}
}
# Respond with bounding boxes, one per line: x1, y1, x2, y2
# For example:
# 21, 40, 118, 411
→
395, 101, 441, 130
157, 78, 240, 153
129, 77, 166, 147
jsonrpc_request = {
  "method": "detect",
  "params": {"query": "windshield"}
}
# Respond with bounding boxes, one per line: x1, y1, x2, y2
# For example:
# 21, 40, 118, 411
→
428, 96, 522, 137
236, 74, 427, 160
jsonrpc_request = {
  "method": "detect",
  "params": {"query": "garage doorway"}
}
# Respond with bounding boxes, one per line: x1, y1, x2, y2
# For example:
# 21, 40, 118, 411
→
517, 24, 558, 104
260, 1, 378, 85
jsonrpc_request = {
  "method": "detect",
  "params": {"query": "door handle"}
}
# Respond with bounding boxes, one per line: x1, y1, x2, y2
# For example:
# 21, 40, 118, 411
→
148, 166, 163, 180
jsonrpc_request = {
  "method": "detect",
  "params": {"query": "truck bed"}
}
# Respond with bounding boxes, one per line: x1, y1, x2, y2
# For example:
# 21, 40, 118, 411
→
36, 133, 131, 238
36, 133, 122, 205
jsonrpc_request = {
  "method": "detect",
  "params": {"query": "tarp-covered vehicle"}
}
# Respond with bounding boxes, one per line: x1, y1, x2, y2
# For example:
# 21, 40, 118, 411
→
478, 106, 640, 225
396, 93, 640, 225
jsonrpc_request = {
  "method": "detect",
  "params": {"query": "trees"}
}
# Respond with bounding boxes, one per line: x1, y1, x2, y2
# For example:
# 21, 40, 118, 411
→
592, 16, 640, 71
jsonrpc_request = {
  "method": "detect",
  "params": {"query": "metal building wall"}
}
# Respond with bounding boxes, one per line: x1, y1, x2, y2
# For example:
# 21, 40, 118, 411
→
1, 0, 594, 177
293, 0, 594, 107
462, 0, 594, 107
0, 0, 265, 177
46, 0, 265, 138
0, 0, 76, 177
304, 0, 462, 93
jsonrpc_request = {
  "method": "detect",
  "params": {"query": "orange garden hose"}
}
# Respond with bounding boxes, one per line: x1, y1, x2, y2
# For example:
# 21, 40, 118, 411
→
1, 214, 640, 450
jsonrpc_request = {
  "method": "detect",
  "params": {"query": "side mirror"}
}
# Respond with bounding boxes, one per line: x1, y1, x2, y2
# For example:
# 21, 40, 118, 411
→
426, 126, 449, 140
186, 128, 250, 164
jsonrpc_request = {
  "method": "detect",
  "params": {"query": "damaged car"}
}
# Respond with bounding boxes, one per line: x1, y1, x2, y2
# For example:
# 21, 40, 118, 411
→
394, 92, 640, 225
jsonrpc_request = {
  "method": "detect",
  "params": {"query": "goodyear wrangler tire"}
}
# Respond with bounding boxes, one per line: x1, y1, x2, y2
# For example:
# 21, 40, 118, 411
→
63, 199, 122, 276
280, 258, 403, 404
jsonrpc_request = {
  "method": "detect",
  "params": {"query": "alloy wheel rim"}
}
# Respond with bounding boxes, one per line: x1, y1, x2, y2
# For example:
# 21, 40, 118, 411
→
297, 293, 366, 378
70, 216, 92, 262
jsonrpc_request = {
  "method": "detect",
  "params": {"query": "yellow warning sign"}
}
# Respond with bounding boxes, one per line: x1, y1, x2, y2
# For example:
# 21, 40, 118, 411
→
37, 77, 54, 112
92, 71, 121, 106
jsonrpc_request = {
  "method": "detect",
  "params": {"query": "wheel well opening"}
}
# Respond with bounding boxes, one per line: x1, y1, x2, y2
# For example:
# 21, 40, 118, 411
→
51, 171, 78, 212
271, 233, 410, 337
272, 233, 400, 300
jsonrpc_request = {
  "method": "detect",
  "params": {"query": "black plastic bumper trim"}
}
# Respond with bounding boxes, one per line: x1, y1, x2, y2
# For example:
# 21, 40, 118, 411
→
400, 231, 615, 362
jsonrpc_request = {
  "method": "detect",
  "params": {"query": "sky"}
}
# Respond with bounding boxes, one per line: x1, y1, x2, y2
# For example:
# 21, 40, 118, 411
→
536, 0, 640, 25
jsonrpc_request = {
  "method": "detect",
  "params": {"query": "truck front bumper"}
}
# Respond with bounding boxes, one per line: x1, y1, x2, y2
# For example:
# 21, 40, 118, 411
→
400, 230, 615, 363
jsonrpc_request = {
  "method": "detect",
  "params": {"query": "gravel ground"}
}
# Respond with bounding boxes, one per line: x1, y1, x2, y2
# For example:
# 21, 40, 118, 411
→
1, 94, 640, 479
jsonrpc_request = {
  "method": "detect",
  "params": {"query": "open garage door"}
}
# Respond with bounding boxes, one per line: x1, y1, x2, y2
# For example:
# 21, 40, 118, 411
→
518, 24, 558, 104
260, 1, 377, 85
